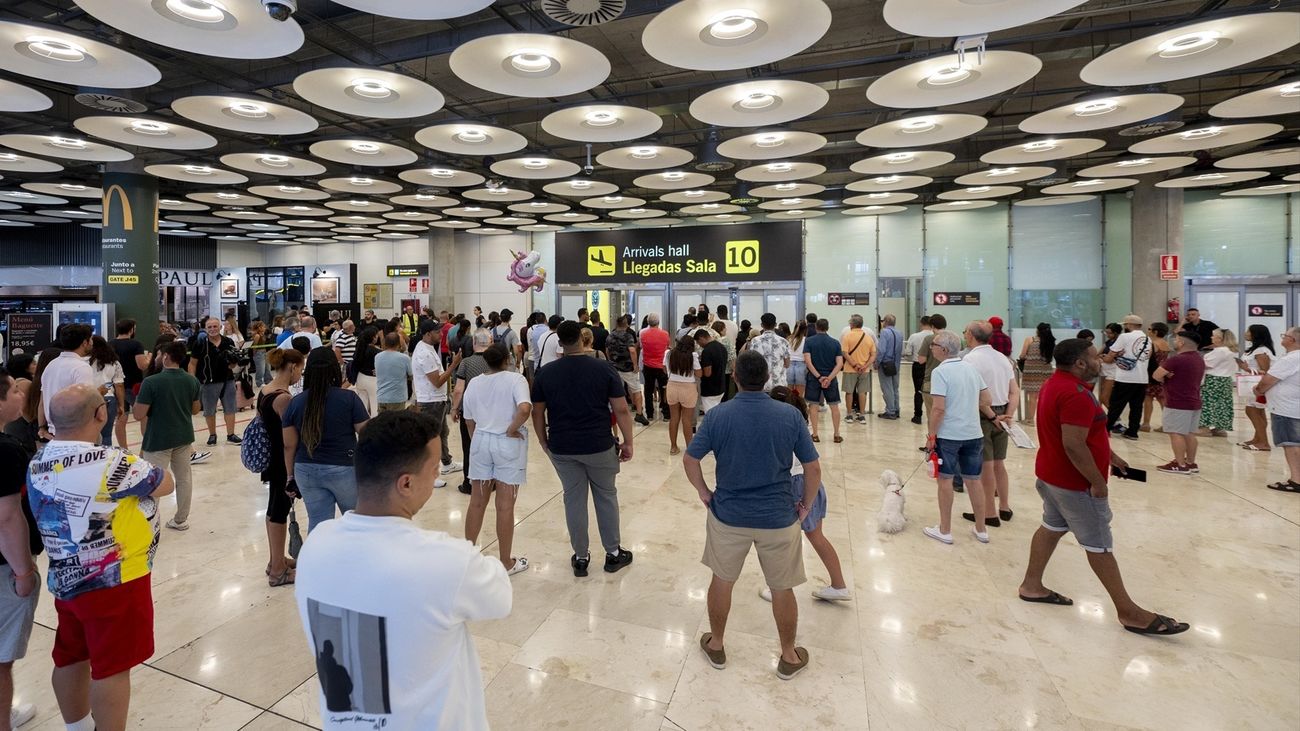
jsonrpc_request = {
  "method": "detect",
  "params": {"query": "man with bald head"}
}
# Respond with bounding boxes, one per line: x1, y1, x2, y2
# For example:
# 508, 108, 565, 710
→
28, 383, 174, 731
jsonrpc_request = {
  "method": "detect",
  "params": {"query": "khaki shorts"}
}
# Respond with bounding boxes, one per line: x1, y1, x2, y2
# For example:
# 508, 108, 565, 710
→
619, 370, 643, 394
702, 511, 805, 590
666, 380, 698, 408
981, 406, 1009, 461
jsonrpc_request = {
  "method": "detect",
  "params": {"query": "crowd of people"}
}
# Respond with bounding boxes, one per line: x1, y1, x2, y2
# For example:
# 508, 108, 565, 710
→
0, 300, 1294, 730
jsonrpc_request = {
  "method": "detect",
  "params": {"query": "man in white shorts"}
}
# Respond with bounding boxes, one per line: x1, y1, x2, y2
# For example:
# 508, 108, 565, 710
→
462, 344, 531, 576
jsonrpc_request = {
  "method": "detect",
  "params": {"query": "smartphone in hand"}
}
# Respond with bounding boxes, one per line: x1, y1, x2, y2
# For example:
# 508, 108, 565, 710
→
1112, 466, 1147, 482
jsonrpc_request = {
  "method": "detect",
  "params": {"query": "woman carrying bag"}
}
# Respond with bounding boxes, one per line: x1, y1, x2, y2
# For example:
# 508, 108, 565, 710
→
260, 348, 304, 586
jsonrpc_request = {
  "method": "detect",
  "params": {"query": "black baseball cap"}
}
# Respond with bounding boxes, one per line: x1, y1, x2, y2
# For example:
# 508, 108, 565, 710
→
418, 319, 441, 336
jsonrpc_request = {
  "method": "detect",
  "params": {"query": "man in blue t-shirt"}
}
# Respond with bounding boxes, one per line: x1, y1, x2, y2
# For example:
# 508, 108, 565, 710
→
531, 321, 636, 579
802, 318, 845, 443
684, 351, 821, 681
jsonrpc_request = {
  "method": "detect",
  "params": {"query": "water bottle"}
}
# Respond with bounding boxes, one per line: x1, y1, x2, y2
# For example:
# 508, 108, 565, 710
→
926, 450, 941, 479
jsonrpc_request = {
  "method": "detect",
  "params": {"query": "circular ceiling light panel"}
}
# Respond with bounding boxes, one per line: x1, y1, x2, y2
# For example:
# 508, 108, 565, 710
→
544, 212, 599, 223
641, 0, 832, 71
293, 67, 444, 119
1041, 177, 1139, 194
0, 190, 67, 205
36, 208, 101, 219
1076, 156, 1194, 178
397, 167, 485, 188
463, 187, 534, 203
1014, 195, 1097, 207
696, 213, 751, 224
0, 133, 130, 162
680, 203, 743, 215
384, 210, 443, 222
749, 182, 825, 198
596, 145, 694, 171
581, 195, 647, 210
1209, 80, 1300, 119
0, 21, 160, 88
449, 33, 611, 98
633, 171, 717, 190
842, 205, 908, 216
1221, 183, 1300, 196
266, 204, 332, 216
329, 1, 493, 20
20, 182, 101, 198
414, 123, 527, 156
541, 104, 663, 143
883, 0, 1087, 36
278, 218, 333, 228
309, 139, 417, 167
73, 0, 304, 59
328, 215, 385, 226
735, 161, 827, 182
443, 206, 502, 218
845, 175, 932, 193
842, 192, 919, 206
0, 78, 51, 112
925, 200, 998, 212
159, 198, 209, 211
213, 210, 277, 221
543, 179, 619, 197
1020, 93, 1185, 134
1155, 170, 1269, 188
1080, 13, 1300, 86
171, 95, 319, 135
72, 116, 217, 150
244, 183, 327, 200
0, 151, 62, 173
609, 208, 668, 219
980, 137, 1106, 164
716, 130, 825, 160
937, 185, 1021, 201
573, 221, 622, 230
388, 194, 460, 208
689, 79, 829, 127
319, 176, 403, 195
510, 201, 569, 214
220, 152, 326, 177
867, 51, 1041, 109
758, 197, 825, 211
766, 209, 824, 220
856, 113, 987, 148
1127, 123, 1281, 154
146, 163, 247, 184
1215, 147, 1300, 169
480, 217, 532, 227
519, 223, 565, 231
953, 166, 1056, 185
850, 150, 955, 175
660, 189, 730, 204
490, 157, 582, 180
324, 199, 394, 213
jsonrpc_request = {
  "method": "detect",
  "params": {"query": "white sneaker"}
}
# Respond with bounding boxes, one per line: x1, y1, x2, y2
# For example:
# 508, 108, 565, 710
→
10, 702, 35, 728
189, 451, 211, 465
440, 462, 463, 475
434, 478, 447, 488
923, 526, 953, 544
972, 528, 989, 544
759, 586, 772, 602
166, 518, 189, 531
507, 557, 529, 576
812, 586, 852, 602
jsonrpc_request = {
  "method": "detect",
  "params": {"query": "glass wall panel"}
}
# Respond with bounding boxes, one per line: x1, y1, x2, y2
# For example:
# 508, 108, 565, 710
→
805, 215, 876, 322
1104, 195, 1132, 322
1290, 193, 1298, 275
924, 203, 1009, 319
1009, 198, 1104, 330
879, 207, 923, 277
1183, 191, 1287, 276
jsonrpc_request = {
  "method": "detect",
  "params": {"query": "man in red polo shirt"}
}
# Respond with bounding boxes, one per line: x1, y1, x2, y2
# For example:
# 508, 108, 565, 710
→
1017, 338, 1189, 637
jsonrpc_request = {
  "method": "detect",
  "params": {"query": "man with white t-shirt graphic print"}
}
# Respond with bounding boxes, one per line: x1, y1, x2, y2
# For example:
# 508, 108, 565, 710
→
1102, 314, 1151, 440
412, 321, 463, 488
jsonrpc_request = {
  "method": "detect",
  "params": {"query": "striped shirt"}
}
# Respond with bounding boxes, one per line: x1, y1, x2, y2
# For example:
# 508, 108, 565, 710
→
332, 332, 358, 363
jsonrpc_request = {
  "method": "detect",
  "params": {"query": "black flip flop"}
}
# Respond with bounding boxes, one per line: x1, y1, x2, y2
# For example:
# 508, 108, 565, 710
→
1266, 481, 1300, 493
1019, 591, 1073, 606
1124, 614, 1190, 636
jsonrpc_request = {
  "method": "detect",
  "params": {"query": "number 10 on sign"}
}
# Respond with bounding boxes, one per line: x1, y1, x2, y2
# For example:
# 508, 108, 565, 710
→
725, 240, 760, 274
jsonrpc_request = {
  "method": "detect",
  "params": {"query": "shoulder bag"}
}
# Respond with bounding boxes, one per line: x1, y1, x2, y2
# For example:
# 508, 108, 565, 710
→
1115, 337, 1149, 371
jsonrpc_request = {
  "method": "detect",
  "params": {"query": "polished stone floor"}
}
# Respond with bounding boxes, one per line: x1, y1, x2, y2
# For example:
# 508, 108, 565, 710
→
11, 390, 1299, 730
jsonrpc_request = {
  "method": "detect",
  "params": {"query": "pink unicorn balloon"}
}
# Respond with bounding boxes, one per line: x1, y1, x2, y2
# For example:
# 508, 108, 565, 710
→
507, 249, 547, 293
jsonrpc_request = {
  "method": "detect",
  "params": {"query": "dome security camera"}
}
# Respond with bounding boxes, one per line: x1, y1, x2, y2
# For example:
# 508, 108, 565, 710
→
262, 0, 297, 21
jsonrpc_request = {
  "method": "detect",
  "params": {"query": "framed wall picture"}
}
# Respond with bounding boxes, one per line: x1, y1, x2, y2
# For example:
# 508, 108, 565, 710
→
362, 282, 393, 310
219, 278, 239, 299
311, 277, 340, 303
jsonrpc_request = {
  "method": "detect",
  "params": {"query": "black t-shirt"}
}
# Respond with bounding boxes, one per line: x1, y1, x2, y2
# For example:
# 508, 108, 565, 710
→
354, 345, 379, 377
590, 325, 609, 353
0, 433, 43, 563
192, 335, 236, 384
111, 338, 146, 387
531, 355, 625, 456
700, 341, 728, 397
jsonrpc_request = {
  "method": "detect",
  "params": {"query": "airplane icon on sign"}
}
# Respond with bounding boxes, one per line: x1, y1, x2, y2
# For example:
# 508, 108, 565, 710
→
587, 245, 616, 276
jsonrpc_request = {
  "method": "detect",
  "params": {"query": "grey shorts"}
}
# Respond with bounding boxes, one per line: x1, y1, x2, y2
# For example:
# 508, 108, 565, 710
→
1036, 479, 1113, 553
1162, 408, 1201, 435
1272, 414, 1300, 447
0, 563, 39, 663
200, 380, 237, 417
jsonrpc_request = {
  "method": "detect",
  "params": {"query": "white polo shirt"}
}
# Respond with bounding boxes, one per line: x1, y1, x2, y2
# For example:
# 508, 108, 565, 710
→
962, 344, 1015, 407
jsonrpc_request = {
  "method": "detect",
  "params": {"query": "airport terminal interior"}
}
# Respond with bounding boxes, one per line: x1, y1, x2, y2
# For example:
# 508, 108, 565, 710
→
0, 0, 1298, 729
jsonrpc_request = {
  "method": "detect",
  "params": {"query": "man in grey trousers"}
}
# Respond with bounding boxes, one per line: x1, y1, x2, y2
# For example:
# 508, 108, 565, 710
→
531, 321, 636, 578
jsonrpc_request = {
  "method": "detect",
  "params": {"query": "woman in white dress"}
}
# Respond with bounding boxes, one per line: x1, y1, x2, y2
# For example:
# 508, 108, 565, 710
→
1238, 324, 1275, 451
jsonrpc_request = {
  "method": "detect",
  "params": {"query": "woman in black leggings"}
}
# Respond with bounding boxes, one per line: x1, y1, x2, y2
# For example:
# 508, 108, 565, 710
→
259, 348, 304, 587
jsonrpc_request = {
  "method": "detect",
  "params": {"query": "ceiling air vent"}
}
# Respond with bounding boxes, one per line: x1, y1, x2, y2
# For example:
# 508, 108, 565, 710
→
75, 91, 147, 114
695, 129, 734, 172
1027, 176, 1069, 187
1118, 110, 1184, 137
541, 0, 626, 26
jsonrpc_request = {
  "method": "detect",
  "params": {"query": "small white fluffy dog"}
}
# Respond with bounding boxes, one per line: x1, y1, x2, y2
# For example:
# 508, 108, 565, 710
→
877, 469, 907, 534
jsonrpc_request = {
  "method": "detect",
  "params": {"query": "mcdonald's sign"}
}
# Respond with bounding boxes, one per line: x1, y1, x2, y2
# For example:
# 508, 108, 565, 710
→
102, 183, 159, 233
100, 172, 162, 348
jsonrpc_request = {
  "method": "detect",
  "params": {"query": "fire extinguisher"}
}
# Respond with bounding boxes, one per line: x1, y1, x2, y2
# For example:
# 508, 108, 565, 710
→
1166, 297, 1181, 324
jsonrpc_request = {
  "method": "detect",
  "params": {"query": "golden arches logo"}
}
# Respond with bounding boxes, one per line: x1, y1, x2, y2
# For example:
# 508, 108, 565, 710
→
101, 185, 158, 233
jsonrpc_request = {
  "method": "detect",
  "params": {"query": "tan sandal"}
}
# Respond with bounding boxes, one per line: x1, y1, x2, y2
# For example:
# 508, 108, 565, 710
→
268, 568, 295, 587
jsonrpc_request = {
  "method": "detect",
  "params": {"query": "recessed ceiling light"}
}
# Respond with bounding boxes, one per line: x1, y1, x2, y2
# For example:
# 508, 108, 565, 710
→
707, 11, 759, 41
900, 117, 936, 133
1179, 127, 1221, 140
950, 201, 972, 206
1280, 83, 1300, 98
779, 198, 803, 205
583, 111, 618, 127
129, 120, 170, 135
164, 0, 228, 24
987, 167, 1020, 177
528, 202, 548, 207
289, 205, 312, 211
1191, 173, 1228, 181
924, 64, 971, 87
49, 137, 87, 149
24, 36, 87, 63
702, 203, 720, 209
864, 206, 883, 211
562, 212, 579, 217
873, 176, 902, 184
1071, 179, 1105, 187
8, 192, 35, 199
58, 183, 86, 191
1072, 99, 1119, 117
787, 210, 806, 215
183, 165, 213, 175
1258, 184, 1288, 190
350, 142, 381, 154
569, 180, 592, 189
774, 183, 798, 191
350, 200, 370, 206
1021, 140, 1058, 152
349, 78, 393, 100
260, 154, 290, 167
867, 192, 890, 199
464, 206, 482, 211
428, 169, 454, 178
349, 177, 373, 186
521, 158, 549, 169
683, 190, 706, 197
486, 187, 510, 195
603, 195, 623, 203
765, 163, 793, 173
755, 133, 785, 148
228, 102, 268, 118
967, 186, 991, 193
216, 192, 239, 199
738, 91, 776, 110
232, 210, 257, 216
510, 49, 554, 73
716, 214, 733, 219
0, 153, 17, 162
630, 147, 658, 159
1116, 158, 1153, 167
662, 171, 686, 181
885, 152, 915, 163
454, 128, 488, 144
629, 208, 647, 213
1156, 30, 1222, 58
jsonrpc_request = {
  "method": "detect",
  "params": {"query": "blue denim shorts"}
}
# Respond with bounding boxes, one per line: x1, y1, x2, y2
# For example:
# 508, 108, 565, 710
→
805, 373, 841, 405
935, 437, 984, 478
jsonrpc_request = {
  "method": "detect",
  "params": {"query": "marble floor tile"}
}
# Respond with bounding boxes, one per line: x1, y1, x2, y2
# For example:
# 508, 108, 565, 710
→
484, 664, 665, 731
238, 712, 317, 730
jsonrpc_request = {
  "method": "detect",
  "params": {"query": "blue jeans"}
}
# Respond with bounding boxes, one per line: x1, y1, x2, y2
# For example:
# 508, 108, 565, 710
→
879, 371, 900, 415
295, 462, 357, 532
253, 349, 271, 387
101, 396, 117, 446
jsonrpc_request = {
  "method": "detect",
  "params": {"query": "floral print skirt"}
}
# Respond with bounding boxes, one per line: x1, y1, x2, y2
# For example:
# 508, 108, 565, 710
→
1199, 375, 1234, 431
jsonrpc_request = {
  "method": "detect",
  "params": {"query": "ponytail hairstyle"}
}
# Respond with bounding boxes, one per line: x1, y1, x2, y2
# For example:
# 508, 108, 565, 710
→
299, 347, 342, 457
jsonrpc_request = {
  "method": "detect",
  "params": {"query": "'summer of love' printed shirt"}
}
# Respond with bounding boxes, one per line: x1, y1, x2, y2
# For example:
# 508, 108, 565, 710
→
27, 441, 163, 601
